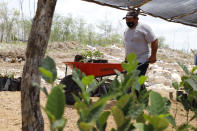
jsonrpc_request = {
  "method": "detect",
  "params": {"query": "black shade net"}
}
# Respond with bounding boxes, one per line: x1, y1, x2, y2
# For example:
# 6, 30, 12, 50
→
82, 0, 197, 27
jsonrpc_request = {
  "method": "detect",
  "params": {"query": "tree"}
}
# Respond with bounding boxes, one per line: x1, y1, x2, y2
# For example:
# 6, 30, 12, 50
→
62, 14, 76, 41
21, 0, 57, 130
97, 20, 113, 45
76, 18, 86, 43
0, 2, 9, 42
158, 36, 168, 48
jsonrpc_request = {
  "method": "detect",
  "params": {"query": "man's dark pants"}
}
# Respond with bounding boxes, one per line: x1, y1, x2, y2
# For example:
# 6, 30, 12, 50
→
127, 62, 149, 94
137, 62, 149, 90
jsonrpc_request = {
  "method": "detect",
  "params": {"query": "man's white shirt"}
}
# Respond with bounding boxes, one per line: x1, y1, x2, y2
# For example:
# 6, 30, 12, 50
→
124, 22, 157, 63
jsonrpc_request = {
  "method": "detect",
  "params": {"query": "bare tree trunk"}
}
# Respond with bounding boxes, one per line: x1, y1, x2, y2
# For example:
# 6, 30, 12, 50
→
0, 30, 4, 42
21, 0, 57, 130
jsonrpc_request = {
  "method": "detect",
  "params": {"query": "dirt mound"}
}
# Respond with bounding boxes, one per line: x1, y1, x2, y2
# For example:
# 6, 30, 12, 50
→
48, 41, 83, 50
0, 50, 25, 63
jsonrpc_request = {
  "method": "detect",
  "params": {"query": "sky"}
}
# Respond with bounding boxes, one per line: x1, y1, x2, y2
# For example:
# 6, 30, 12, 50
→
4, 0, 197, 51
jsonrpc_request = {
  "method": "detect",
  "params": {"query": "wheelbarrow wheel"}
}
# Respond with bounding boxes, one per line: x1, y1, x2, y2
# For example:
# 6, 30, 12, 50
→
60, 75, 81, 105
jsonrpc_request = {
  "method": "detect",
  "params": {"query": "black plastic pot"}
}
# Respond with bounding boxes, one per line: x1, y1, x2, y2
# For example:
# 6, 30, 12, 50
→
88, 59, 108, 63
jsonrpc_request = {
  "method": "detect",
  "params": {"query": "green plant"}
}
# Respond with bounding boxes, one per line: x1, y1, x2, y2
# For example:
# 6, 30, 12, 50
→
1, 71, 15, 78
80, 50, 104, 62
70, 52, 176, 131
35, 56, 67, 131
71, 68, 114, 131
36, 54, 197, 131
172, 62, 197, 130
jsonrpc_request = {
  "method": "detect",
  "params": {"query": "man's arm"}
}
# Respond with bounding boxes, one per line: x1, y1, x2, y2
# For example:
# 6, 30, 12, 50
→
149, 39, 158, 64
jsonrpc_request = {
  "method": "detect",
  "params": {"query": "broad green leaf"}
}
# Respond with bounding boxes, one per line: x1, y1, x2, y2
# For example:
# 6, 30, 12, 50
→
172, 82, 179, 90
122, 62, 138, 73
86, 80, 97, 93
72, 70, 85, 90
116, 94, 131, 109
111, 106, 125, 128
52, 118, 67, 130
114, 69, 124, 82
138, 76, 147, 85
126, 52, 137, 63
82, 75, 95, 87
163, 97, 171, 111
186, 79, 197, 91
73, 95, 89, 121
134, 123, 145, 131
121, 53, 138, 72
107, 77, 120, 96
192, 66, 197, 73
128, 104, 145, 120
45, 109, 56, 122
87, 96, 113, 122
79, 122, 94, 131
46, 85, 65, 120
122, 72, 136, 92
117, 118, 134, 131
86, 78, 107, 93
134, 123, 153, 131
138, 89, 150, 105
96, 111, 110, 131
149, 91, 167, 115
87, 102, 106, 122
188, 91, 197, 102
177, 124, 193, 131
166, 115, 176, 127
178, 62, 190, 75
133, 79, 141, 91
144, 114, 169, 131
72, 71, 92, 105
116, 94, 134, 116
39, 67, 53, 84
40, 56, 57, 83
111, 128, 116, 131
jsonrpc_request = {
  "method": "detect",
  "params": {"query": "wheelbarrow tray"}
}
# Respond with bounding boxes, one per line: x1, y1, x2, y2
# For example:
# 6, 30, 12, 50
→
64, 62, 123, 77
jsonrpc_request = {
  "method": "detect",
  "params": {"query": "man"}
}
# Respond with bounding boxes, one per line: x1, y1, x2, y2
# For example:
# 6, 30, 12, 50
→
123, 8, 158, 91
124, 8, 158, 75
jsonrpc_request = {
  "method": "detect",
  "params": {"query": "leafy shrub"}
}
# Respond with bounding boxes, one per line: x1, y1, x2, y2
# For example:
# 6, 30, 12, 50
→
37, 54, 197, 131
35, 56, 67, 131
173, 62, 197, 130
81, 50, 104, 60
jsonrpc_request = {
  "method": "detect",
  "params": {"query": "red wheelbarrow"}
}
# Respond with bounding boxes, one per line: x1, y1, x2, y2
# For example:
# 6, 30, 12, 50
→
60, 61, 124, 105
63, 61, 124, 77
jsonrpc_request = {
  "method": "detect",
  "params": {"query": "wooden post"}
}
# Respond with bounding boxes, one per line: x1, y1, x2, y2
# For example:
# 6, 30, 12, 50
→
21, 0, 57, 130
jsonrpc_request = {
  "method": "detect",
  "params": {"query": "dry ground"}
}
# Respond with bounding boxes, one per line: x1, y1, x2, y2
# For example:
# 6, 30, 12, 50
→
0, 42, 196, 131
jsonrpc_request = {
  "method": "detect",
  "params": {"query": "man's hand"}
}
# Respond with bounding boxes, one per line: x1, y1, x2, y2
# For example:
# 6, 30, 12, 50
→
149, 39, 158, 64
149, 55, 156, 63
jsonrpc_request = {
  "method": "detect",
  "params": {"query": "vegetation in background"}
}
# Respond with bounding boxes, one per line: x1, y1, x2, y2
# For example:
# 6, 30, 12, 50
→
0, 2, 123, 46
0, 2, 31, 43
158, 36, 169, 48
50, 14, 123, 46
0, 2, 174, 49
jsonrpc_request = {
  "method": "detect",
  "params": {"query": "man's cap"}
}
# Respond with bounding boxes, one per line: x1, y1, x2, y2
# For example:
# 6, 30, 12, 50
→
123, 9, 139, 19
